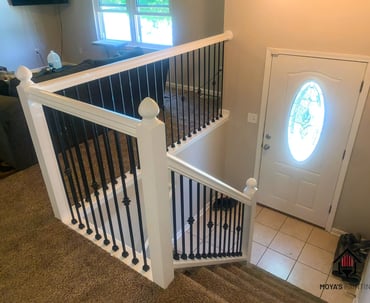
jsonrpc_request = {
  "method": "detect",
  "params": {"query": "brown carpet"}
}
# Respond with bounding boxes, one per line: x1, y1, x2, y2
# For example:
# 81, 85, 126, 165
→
0, 164, 326, 302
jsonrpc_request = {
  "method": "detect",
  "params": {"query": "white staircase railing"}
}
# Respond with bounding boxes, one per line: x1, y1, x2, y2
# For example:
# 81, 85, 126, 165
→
15, 31, 257, 289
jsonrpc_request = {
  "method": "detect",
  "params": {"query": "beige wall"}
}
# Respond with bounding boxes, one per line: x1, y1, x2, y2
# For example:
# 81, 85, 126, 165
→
224, 0, 370, 237
0, 2, 62, 70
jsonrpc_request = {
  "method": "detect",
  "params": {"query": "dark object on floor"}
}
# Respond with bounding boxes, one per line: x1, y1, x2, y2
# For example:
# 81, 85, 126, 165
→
212, 197, 238, 211
332, 233, 370, 285
0, 161, 16, 179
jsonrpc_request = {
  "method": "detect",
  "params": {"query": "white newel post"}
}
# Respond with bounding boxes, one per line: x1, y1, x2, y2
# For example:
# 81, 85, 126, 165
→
15, 66, 70, 222
242, 178, 258, 262
137, 97, 174, 288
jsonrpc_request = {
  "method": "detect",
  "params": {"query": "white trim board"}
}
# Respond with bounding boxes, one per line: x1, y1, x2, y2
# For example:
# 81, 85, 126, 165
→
254, 47, 370, 232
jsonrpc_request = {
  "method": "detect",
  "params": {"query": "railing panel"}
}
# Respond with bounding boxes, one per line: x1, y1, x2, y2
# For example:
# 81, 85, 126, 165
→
168, 154, 257, 268
44, 105, 149, 268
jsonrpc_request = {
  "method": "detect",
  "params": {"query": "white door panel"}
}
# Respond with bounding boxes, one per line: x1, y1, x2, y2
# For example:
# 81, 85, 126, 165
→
258, 54, 366, 226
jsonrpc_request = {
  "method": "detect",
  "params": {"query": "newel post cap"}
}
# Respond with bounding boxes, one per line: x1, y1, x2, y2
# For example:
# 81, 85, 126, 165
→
138, 97, 160, 120
15, 65, 33, 85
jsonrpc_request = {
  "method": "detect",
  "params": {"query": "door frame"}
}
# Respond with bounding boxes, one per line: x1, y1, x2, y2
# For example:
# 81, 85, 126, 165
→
254, 48, 370, 231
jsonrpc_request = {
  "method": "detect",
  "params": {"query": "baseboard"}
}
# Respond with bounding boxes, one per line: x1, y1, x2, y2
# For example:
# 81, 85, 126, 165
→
331, 228, 347, 237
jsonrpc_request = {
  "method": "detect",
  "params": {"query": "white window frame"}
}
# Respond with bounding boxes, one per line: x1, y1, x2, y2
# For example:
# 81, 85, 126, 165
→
92, 0, 173, 47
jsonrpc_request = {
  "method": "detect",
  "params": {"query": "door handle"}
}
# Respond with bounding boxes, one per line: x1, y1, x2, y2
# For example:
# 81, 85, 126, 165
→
263, 144, 270, 150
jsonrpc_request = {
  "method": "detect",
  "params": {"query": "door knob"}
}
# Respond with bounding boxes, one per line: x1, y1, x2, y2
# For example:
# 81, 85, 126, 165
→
265, 133, 271, 139
263, 144, 270, 150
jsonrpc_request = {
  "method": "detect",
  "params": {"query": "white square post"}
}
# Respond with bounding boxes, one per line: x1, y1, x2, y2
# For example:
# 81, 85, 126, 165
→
136, 97, 174, 288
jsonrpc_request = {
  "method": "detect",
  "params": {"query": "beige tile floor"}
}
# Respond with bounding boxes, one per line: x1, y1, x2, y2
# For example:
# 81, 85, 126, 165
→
252, 204, 357, 303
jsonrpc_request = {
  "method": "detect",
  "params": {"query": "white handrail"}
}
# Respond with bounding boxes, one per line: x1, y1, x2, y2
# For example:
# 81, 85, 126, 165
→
26, 85, 140, 137
167, 153, 255, 206
36, 31, 234, 93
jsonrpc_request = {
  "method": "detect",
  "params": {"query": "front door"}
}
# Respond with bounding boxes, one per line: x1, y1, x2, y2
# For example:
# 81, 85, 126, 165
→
258, 53, 366, 227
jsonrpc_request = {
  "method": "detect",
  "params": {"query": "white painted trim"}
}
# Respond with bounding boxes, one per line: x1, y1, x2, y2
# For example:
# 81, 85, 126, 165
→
254, 47, 370, 231
28, 86, 140, 137
167, 153, 252, 207
173, 256, 248, 269
167, 109, 230, 155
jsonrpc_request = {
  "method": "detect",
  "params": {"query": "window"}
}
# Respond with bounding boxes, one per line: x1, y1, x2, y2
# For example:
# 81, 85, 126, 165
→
287, 81, 325, 162
94, 0, 173, 46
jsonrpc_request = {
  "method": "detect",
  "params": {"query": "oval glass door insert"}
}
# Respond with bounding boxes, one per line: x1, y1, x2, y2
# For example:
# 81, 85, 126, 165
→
288, 81, 325, 162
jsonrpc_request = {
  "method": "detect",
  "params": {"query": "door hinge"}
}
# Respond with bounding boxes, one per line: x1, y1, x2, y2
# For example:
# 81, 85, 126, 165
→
342, 149, 346, 160
360, 80, 364, 93
328, 205, 332, 214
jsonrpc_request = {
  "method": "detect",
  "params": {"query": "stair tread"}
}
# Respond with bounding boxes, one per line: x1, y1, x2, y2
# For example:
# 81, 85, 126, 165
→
227, 263, 324, 303
186, 267, 265, 303
210, 265, 285, 303
154, 272, 228, 303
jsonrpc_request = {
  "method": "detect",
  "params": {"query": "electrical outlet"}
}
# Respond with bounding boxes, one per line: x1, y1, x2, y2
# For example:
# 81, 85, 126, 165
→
247, 113, 258, 124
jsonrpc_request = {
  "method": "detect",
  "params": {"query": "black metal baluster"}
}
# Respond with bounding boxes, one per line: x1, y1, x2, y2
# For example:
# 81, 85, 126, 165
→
207, 188, 213, 258
222, 200, 229, 257
114, 131, 131, 258
212, 44, 217, 123
134, 138, 141, 170
180, 55, 186, 141
127, 70, 137, 118
218, 194, 224, 257
84, 83, 108, 241
174, 57, 181, 144
79, 119, 101, 240
188, 179, 194, 259
171, 171, 179, 260
61, 113, 87, 216
203, 47, 207, 128
167, 58, 175, 148
127, 136, 149, 270
213, 191, 218, 257
56, 111, 84, 229
47, 109, 77, 224
227, 197, 233, 256
90, 125, 110, 246
192, 50, 197, 135
231, 197, 238, 256
195, 182, 201, 259
159, 60, 167, 129
97, 129, 118, 249
136, 67, 143, 115
145, 64, 150, 97
180, 175, 187, 260
235, 202, 243, 256
103, 130, 127, 253
216, 42, 221, 120
186, 52, 191, 138
197, 48, 202, 132
226, 201, 231, 257
202, 185, 207, 258
238, 203, 245, 256
117, 72, 128, 115
207, 45, 211, 126
66, 114, 93, 235
122, 135, 140, 262
219, 42, 225, 118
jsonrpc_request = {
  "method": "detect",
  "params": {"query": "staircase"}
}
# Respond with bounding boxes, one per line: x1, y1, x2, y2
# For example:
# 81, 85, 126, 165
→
16, 31, 259, 289
157, 263, 325, 303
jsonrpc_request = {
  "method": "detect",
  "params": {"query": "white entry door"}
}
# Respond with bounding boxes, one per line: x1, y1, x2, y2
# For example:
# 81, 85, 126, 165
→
258, 53, 367, 227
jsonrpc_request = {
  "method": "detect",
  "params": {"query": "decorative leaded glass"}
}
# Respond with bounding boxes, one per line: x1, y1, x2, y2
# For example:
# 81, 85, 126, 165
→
288, 81, 325, 162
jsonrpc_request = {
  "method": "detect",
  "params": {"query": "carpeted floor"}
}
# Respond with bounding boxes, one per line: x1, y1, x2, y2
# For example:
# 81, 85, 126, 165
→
0, 164, 326, 302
